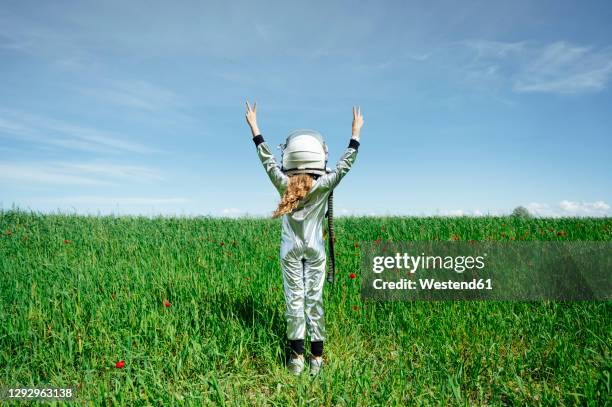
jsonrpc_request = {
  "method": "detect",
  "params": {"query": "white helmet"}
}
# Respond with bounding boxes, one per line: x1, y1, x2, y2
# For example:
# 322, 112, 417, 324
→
280, 129, 329, 176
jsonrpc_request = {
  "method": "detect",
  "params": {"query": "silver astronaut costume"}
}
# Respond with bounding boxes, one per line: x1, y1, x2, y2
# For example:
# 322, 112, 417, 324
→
253, 132, 359, 342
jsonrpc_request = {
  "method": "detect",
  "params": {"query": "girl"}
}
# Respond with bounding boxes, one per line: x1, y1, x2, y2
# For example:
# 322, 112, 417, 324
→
245, 101, 363, 376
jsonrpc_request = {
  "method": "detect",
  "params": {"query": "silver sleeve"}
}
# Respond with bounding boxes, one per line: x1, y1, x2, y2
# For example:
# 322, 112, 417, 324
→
319, 146, 358, 190
257, 141, 288, 194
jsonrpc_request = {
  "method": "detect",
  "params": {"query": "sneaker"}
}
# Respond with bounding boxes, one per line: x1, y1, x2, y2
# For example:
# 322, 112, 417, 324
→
309, 356, 323, 376
288, 354, 305, 375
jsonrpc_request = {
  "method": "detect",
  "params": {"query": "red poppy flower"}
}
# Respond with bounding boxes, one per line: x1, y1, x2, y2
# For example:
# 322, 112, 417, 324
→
375, 237, 382, 245
451, 234, 460, 241
63, 239, 71, 244
116, 360, 125, 369
164, 300, 171, 308
352, 305, 359, 311
349, 273, 356, 279
354, 242, 359, 248
220, 242, 225, 247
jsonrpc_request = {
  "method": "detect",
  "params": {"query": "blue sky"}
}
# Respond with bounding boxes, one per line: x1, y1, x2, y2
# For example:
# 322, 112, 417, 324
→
1, 0, 611, 217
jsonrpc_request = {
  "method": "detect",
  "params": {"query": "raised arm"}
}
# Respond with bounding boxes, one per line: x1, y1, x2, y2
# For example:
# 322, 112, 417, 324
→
318, 106, 364, 191
246, 100, 288, 194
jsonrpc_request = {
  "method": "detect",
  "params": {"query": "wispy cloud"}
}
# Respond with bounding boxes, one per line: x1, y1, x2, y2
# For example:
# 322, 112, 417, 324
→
406, 53, 431, 62
0, 163, 111, 186
0, 109, 158, 154
221, 208, 244, 217
77, 79, 182, 111
15, 195, 195, 216
338, 208, 379, 217
57, 162, 163, 181
253, 22, 271, 41
351, 50, 432, 72
0, 10, 100, 73
462, 39, 527, 59
526, 200, 611, 217
0, 161, 163, 186
459, 40, 612, 94
436, 208, 488, 217
515, 42, 612, 93
36, 196, 191, 205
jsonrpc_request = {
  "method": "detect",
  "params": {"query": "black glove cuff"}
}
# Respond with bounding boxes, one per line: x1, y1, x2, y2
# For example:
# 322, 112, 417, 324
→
253, 134, 264, 147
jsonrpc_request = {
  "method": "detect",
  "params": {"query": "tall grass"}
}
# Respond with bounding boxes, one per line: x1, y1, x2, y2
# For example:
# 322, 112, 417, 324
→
1, 209, 610, 405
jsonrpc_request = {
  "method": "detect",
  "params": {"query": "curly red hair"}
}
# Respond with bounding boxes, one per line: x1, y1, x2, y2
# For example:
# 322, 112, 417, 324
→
272, 174, 314, 218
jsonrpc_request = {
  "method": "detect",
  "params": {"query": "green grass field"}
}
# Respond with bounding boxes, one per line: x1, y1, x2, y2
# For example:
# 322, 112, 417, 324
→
1, 210, 610, 405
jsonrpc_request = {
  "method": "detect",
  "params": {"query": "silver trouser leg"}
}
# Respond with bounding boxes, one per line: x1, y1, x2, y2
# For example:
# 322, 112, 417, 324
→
280, 252, 306, 340
304, 247, 326, 342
